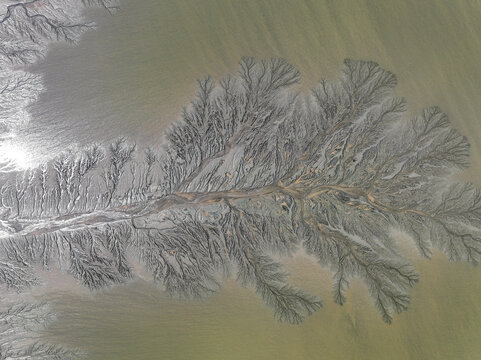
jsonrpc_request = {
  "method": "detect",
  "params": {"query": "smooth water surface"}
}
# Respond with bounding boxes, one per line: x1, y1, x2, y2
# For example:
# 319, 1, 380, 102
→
46, 253, 481, 360
23, 0, 481, 180
29, 0, 481, 358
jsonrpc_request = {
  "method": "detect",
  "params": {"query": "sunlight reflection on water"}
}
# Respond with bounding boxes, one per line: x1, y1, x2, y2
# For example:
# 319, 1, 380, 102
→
0, 138, 33, 172
4, 0, 481, 358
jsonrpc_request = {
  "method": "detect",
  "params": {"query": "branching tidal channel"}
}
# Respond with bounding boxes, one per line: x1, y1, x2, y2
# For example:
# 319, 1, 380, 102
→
1, 9, 481, 355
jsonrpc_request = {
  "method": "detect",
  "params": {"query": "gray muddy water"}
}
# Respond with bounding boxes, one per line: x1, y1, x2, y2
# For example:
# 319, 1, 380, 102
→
2, 0, 481, 359
17, 0, 481, 181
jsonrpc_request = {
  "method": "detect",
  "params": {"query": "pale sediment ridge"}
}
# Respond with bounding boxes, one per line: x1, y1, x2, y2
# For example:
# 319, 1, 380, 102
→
0, 2, 120, 358
1, 55, 480, 358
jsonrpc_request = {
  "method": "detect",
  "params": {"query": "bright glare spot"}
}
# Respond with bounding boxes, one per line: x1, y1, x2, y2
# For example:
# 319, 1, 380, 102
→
0, 142, 32, 170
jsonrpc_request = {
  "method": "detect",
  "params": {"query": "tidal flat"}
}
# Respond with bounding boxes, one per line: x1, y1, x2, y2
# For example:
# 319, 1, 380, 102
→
44, 253, 481, 360
1, 1, 481, 359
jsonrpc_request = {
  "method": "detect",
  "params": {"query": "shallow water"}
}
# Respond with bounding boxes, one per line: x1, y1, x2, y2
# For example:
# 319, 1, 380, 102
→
22, 0, 481, 358
22, 0, 481, 180
46, 253, 481, 360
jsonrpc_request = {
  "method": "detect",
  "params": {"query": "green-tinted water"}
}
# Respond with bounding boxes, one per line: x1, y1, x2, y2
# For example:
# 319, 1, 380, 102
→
46, 253, 481, 360
39, 0, 481, 358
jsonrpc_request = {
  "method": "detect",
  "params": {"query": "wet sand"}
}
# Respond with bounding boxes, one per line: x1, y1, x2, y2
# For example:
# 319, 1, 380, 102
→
29, 0, 481, 358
